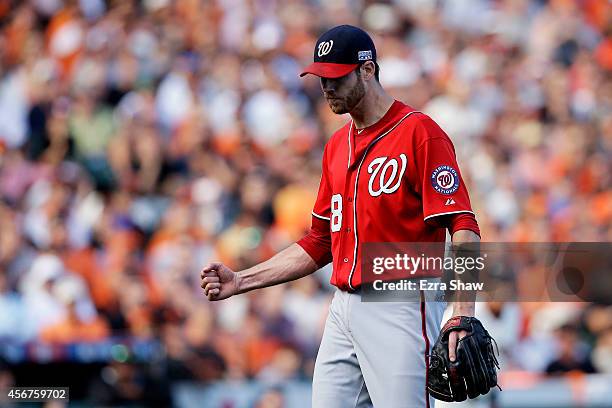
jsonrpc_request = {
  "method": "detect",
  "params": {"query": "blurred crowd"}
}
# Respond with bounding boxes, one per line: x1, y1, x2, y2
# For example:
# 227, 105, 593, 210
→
0, 0, 611, 404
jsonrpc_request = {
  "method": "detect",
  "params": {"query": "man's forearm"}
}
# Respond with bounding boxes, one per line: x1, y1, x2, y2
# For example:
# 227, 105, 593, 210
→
450, 229, 480, 316
237, 243, 320, 294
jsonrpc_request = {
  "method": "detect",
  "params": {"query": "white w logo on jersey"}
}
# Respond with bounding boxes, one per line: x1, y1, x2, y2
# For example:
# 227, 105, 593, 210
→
367, 154, 407, 197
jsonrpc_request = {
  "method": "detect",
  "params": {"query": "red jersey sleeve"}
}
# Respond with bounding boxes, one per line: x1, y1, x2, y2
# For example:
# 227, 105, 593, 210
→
413, 115, 476, 223
310, 144, 333, 221
296, 145, 333, 267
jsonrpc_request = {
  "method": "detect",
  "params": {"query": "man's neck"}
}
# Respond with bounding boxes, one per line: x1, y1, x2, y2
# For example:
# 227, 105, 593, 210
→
350, 88, 395, 130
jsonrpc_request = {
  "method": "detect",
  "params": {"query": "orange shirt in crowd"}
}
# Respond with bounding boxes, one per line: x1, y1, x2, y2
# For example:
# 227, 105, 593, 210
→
40, 316, 110, 344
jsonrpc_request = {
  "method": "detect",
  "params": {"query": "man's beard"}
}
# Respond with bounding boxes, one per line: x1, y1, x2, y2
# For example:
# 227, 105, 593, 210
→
328, 77, 366, 114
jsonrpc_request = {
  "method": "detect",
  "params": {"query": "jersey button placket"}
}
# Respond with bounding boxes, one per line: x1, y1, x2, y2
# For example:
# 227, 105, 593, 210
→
344, 196, 351, 259
343, 165, 356, 287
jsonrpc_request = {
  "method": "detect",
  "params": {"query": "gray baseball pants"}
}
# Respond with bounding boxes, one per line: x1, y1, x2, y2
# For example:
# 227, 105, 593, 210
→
312, 289, 445, 408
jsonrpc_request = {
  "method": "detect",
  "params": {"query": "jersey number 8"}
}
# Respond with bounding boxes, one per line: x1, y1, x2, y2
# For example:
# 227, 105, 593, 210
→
331, 194, 342, 232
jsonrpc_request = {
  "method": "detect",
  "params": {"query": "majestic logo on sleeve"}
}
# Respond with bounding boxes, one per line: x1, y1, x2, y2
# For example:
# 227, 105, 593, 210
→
317, 40, 334, 57
367, 154, 407, 197
431, 165, 460, 195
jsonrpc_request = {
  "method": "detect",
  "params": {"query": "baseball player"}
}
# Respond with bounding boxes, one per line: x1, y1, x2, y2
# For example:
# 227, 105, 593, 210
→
201, 25, 489, 407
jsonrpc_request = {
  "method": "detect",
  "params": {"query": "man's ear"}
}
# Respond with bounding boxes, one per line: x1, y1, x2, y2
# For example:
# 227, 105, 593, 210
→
361, 61, 376, 81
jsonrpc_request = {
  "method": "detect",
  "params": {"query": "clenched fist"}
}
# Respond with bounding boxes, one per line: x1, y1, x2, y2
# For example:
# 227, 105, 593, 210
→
200, 262, 240, 301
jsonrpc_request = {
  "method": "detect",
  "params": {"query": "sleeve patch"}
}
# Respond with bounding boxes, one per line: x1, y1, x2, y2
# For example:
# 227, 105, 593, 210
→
430, 165, 460, 195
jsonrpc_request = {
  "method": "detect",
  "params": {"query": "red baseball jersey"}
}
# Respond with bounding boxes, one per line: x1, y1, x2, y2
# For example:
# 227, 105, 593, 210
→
298, 100, 477, 291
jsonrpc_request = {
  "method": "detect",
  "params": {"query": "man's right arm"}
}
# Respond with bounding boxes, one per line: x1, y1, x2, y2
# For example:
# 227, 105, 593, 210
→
200, 243, 320, 301
201, 215, 333, 301
201, 144, 334, 301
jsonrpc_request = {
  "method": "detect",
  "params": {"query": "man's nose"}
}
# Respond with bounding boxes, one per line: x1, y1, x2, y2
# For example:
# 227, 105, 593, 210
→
321, 77, 334, 92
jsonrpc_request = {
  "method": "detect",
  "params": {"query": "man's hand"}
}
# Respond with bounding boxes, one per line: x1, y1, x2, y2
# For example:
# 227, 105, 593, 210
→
427, 315, 500, 402
200, 262, 240, 301
448, 329, 468, 362
448, 301, 475, 361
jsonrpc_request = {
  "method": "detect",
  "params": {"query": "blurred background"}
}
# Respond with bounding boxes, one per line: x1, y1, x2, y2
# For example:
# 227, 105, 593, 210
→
0, 0, 611, 407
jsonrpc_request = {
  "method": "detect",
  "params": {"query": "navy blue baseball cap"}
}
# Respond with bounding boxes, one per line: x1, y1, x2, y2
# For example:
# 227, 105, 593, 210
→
300, 25, 377, 79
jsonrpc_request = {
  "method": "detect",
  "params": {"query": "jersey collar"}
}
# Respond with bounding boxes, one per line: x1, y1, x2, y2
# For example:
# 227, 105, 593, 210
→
347, 100, 407, 168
